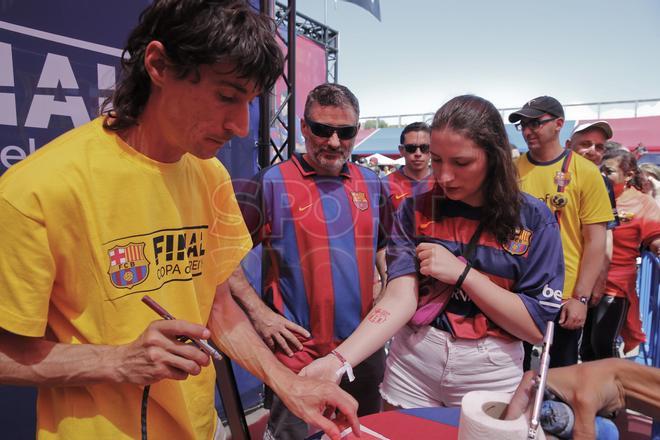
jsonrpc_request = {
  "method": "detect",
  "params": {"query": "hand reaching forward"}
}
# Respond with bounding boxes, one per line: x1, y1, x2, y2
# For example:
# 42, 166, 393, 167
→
504, 359, 660, 440
114, 319, 212, 385
417, 242, 465, 285
278, 374, 360, 440
250, 306, 311, 356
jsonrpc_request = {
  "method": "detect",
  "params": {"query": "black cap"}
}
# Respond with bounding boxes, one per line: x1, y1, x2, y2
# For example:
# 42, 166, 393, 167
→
508, 96, 565, 123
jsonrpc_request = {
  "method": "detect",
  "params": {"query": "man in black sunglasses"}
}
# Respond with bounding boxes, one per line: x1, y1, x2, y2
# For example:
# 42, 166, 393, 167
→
377, 122, 434, 298
384, 122, 434, 211
511, 96, 613, 370
230, 83, 391, 439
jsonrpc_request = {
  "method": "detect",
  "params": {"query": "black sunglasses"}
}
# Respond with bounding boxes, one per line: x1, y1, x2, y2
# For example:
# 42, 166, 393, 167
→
401, 144, 430, 154
305, 119, 359, 140
514, 117, 559, 132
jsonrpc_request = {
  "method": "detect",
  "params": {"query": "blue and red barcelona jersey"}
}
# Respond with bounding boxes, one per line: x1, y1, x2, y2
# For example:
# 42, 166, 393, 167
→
236, 153, 392, 371
382, 168, 434, 211
387, 187, 564, 340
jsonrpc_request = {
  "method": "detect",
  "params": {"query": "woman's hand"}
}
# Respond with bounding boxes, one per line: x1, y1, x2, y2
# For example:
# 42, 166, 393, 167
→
298, 354, 343, 384
416, 242, 465, 285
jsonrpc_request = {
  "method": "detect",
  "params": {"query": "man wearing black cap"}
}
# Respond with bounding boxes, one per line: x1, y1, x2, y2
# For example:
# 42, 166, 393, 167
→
511, 96, 613, 368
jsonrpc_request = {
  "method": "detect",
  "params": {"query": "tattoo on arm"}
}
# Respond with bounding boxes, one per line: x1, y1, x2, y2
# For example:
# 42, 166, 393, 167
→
368, 308, 390, 324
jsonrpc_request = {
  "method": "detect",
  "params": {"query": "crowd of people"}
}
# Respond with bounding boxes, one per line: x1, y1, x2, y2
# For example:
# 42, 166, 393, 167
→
0, 1, 659, 440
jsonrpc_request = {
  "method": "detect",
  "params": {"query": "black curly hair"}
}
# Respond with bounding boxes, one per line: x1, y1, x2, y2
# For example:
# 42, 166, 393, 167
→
102, 0, 283, 132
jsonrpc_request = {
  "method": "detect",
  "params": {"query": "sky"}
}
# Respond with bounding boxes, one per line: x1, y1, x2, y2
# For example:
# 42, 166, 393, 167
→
296, 0, 660, 121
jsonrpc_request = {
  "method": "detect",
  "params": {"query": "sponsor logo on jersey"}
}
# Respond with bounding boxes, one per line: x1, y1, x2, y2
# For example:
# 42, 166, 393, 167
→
451, 288, 471, 302
618, 210, 635, 222
541, 284, 563, 302
551, 193, 568, 209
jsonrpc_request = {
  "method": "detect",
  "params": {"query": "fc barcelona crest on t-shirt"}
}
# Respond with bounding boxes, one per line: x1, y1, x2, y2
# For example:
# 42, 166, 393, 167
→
553, 171, 571, 188
351, 191, 368, 211
502, 228, 533, 256
107, 242, 150, 289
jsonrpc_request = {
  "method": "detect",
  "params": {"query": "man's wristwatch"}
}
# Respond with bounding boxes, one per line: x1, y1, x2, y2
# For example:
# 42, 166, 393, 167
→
573, 296, 589, 305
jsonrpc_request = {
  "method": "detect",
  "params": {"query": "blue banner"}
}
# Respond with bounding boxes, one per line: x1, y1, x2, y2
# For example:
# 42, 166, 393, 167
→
0, 1, 148, 175
0, 0, 260, 179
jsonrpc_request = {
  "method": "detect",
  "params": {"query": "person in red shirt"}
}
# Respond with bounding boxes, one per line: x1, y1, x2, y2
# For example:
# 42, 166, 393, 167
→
581, 149, 660, 360
383, 122, 434, 211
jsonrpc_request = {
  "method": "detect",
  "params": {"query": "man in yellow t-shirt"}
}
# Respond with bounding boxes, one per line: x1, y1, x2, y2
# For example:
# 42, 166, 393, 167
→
0, 1, 358, 439
511, 96, 613, 368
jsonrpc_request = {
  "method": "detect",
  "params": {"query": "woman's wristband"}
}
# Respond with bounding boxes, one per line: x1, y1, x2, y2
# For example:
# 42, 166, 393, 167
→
330, 350, 355, 382
454, 260, 472, 291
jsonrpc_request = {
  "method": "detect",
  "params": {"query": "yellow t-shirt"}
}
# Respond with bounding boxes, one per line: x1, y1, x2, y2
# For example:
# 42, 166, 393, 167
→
517, 150, 613, 299
0, 118, 252, 439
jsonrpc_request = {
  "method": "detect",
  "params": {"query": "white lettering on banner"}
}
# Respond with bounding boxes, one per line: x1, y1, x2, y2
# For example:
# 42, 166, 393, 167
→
541, 284, 563, 302
1, 138, 36, 168
97, 63, 115, 110
0, 93, 17, 126
0, 42, 17, 126
1, 42, 114, 129
97, 63, 115, 90
25, 95, 90, 128
0, 145, 25, 166
0, 42, 14, 86
0, 23, 121, 170
37, 53, 79, 88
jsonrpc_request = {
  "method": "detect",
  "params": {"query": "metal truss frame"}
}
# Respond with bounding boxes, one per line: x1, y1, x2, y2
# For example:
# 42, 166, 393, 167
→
258, 0, 339, 167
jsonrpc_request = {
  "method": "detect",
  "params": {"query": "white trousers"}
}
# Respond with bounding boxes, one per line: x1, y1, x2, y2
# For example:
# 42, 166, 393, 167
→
380, 325, 523, 408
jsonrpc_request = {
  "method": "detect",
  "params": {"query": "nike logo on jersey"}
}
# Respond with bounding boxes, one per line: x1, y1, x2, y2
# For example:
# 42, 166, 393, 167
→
298, 203, 312, 212
394, 193, 409, 200
419, 221, 433, 229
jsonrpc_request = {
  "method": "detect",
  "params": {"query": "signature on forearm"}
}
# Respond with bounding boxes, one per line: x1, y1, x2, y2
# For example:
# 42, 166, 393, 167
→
368, 308, 390, 324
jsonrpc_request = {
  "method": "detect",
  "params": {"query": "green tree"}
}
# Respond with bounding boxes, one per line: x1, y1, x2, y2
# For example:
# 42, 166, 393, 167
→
363, 119, 389, 129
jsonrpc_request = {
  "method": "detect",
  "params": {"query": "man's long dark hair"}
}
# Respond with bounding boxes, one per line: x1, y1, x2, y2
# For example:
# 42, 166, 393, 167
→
103, 0, 283, 131
432, 95, 521, 244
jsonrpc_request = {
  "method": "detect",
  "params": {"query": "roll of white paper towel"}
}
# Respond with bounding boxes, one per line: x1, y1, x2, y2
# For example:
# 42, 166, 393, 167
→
458, 390, 546, 440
